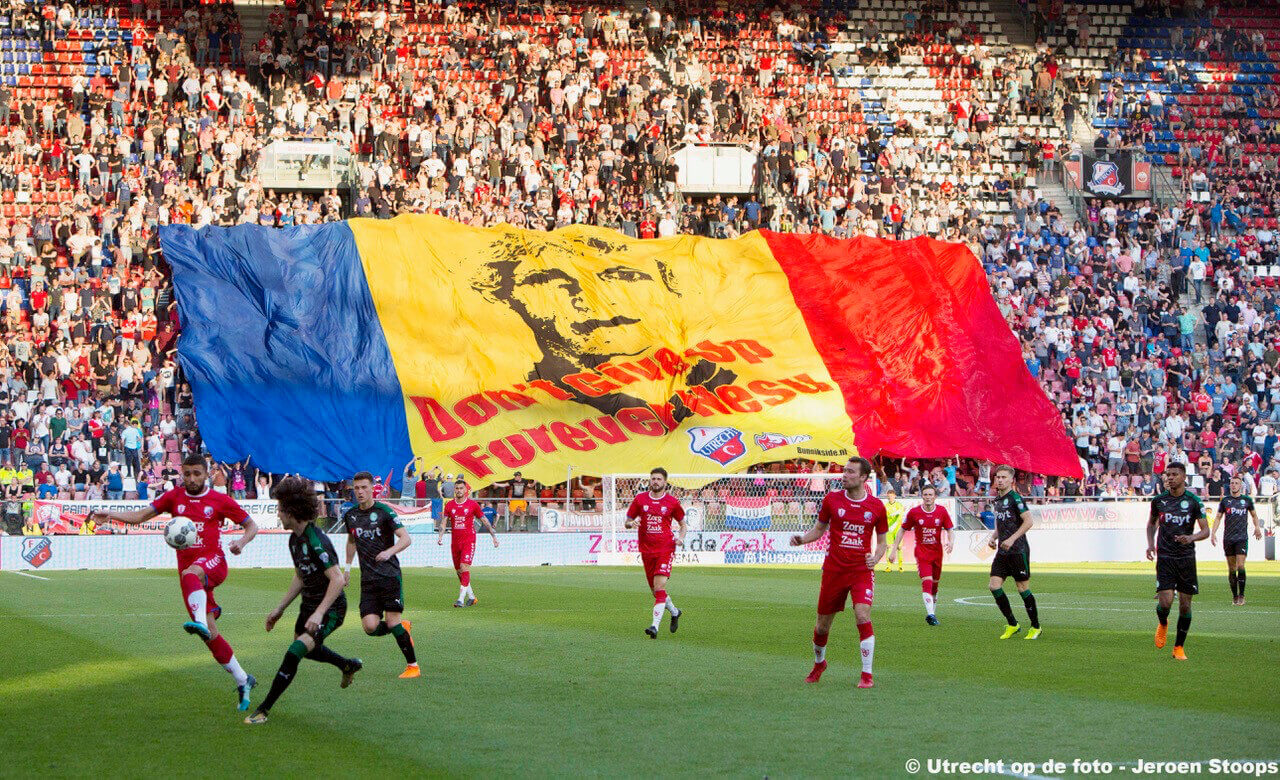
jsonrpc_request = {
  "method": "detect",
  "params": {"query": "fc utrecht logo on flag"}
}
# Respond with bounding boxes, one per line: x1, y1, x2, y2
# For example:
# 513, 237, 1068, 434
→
1088, 161, 1125, 196
754, 432, 813, 452
21, 537, 52, 568
688, 426, 747, 466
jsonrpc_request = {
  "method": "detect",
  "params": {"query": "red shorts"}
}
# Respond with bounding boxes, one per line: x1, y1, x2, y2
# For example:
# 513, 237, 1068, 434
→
915, 550, 943, 581
817, 566, 875, 614
452, 538, 475, 569
641, 548, 673, 588
179, 552, 226, 615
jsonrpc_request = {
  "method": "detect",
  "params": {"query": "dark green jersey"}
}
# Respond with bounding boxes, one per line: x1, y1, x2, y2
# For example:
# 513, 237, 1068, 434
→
1149, 491, 1204, 560
992, 490, 1031, 553
1216, 494, 1254, 542
289, 524, 340, 602
344, 501, 403, 580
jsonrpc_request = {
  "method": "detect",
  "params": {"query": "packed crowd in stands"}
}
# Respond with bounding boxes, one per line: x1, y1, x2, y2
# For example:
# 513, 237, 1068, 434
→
2, 0, 1279, 535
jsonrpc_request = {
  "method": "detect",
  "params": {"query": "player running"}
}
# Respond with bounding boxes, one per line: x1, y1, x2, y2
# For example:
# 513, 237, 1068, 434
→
624, 467, 687, 639
90, 455, 259, 710
790, 456, 887, 688
889, 484, 953, 625
343, 471, 427, 679
879, 489, 906, 573
437, 477, 498, 607
246, 477, 362, 724
1147, 463, 1210, 660
1210, 475, 1264, 606
987, 465, 1041, 640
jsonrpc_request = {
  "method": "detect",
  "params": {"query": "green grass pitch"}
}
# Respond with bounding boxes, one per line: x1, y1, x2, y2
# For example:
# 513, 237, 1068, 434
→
2, 563, 1277, 777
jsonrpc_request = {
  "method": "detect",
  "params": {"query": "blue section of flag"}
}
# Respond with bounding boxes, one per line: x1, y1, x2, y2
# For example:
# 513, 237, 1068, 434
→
159, 223, 413, 488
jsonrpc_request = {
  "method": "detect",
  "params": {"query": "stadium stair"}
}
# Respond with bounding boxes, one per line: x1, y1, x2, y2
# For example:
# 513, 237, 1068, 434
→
1037, 178, 1081, 226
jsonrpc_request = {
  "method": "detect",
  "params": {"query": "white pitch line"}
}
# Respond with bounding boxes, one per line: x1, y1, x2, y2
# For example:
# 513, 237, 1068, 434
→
8, 571, 49, 581
953, 595, 1280, 615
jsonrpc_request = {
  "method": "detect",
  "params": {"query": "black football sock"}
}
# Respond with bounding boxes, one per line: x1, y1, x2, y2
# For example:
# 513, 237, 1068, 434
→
1228, 570, 1239, 599
306, 644, 350, 668
391, 623, 417, 664
1156, 604, 1170, 626
1237, 569, 1246, 598
1019, 589, 1040, 629
258, 640, 306, 713
1175, 611, 1192, 647
991, 588, 1017, 626
369, 621, 392, 637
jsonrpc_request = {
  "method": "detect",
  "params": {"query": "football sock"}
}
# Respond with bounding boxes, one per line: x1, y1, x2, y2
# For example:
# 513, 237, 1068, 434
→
813, 629, 828, 663
931, 579, 939, 596
1229, 570, 1239, 598
205, 635, 247, 685
652, 590, 666, 629
923, 592, 936, 616
991, 588, 1017, 626
391, 623, 417, 664
181, 573, 207, 625
1019, 589, 1040, 629
857, 621, 874, 675
665, 594, 679, 615
1156, 604, 1170, 626
305, 644, 349, 669
370, 621, 391, 637
459, 571, 470, 587
259, 640, 307, 713
1237, 569, 1246, 597
1175, 611, 1191, 647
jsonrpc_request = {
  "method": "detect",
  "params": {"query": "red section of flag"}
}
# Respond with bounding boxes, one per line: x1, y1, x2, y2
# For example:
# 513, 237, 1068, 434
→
761, 232, 1083, 478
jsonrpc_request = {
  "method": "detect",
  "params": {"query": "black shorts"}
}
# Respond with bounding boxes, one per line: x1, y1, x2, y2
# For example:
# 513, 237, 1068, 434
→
1223, 539, 1248, 557
1155, 556, 1198, 595
295, 596, 347, 644
989, 548, 1031, 581
359, 575, 404, 617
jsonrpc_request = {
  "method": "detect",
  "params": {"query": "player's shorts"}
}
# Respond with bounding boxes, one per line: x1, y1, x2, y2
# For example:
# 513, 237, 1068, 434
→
1156, 556, 1199, 595
510, 499, 528, 514
296, 595, 347, 644
359, 574, 404, 617
817, 566, 875, 614
452, 538, 476, 569
641, 548, 674, 588
989, 549, 1031, 581
1223, 539, 1248, 557
181, 551, 229, 590
915, 549, 943, 581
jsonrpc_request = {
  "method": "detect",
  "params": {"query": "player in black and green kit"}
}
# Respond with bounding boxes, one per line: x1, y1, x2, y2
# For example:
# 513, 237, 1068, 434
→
987, 465, 1041, 640
1145, 462, 1210, 661
343, 471, 426, 679
245, 477, 362, 724
1210, 474, 1264, 606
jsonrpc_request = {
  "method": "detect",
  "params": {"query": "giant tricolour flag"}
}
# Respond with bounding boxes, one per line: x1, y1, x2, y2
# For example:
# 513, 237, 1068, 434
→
159, 215, 1082, 488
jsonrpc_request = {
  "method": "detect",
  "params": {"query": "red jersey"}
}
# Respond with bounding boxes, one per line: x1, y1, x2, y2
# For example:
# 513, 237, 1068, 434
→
626, 492, 685, 552
901, 504, 953, 554
443, 498, 483, 543
818, 490, 888, 572
151, 486, 250, 568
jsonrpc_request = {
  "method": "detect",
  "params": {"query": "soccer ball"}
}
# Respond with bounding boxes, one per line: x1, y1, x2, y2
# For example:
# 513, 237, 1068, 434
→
164, 517, 199, 550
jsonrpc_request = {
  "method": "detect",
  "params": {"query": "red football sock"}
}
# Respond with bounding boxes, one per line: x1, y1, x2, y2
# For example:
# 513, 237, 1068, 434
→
857, 621, 874, 640
206, 635, 234, 664
921, 580, 932, 594
813, 629, 829, 647
459, 571, 470, 587
654, 589, 667, 604
932, 580, 940, 596
180, 573, 203, 620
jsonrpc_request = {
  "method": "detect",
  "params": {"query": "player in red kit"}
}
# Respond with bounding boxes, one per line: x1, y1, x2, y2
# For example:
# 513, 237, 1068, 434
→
625, 467, 686, 639
790, 456, 888, 688
436, 477, 498, 607
90, 455, 260, 710
889, 484, 954, 625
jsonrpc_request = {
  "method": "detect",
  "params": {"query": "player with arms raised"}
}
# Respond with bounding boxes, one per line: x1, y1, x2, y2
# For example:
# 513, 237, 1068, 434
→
90, 454, 259, 710
790, 456, 887, 688
1147, 462, 1210, 659
245, 477, 363, 724
343, 471, 425, 678
625, 467, 686, 638
437, 477, 498, 607
889, 484, 953, 625
987, 465, 1041, 640
1211, 474, 1264, 606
